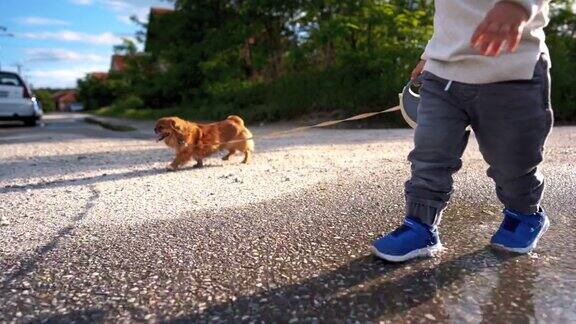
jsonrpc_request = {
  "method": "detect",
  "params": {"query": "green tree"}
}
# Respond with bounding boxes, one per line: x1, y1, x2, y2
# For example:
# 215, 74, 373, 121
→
77, 75, 116, 110
547, 0, 576, 122
34, 89, 56, 112
84, 0, 575, 124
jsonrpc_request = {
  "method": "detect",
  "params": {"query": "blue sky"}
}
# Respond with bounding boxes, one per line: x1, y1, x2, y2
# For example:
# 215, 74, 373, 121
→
0, 0, 174, 89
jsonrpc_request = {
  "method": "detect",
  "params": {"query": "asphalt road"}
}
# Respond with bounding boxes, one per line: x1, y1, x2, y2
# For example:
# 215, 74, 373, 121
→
1, 113, 575, 323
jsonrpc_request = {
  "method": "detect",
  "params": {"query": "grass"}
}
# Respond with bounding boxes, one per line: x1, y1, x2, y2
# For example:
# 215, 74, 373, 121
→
92, 104, 409, 129
84, 116, 137, 132
93, 105, 193, 121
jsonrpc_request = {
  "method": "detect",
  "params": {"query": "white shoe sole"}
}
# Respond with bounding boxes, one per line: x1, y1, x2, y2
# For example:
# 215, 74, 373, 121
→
372, 243, 443, 263
491, 216, 550, 254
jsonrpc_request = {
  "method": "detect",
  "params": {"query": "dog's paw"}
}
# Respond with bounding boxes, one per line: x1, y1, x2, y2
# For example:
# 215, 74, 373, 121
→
166, 164, 179, 171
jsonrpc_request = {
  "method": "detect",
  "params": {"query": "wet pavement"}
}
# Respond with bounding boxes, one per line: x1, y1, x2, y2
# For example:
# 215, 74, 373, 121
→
0, 114, 575, 322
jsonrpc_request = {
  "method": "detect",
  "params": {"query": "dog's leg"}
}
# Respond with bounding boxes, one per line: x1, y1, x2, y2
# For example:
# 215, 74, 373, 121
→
241, 151, 252, 164
222, 149, 236, 161
193, 159, 204, 168
168, 150, 193, 170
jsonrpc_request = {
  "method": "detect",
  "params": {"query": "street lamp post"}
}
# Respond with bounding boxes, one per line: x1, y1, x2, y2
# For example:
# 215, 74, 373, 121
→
0, 26, 15, 71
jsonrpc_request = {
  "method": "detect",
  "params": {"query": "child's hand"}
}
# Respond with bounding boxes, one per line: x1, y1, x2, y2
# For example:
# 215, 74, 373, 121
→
411, 60, 426, 83
470, 1, 529, 56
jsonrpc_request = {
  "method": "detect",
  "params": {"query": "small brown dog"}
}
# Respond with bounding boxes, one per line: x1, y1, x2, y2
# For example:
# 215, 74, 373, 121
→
154, 115, 254, 170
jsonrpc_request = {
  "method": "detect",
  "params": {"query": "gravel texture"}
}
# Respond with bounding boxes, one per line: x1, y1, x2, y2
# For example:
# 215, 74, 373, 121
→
0, 113, 575, 322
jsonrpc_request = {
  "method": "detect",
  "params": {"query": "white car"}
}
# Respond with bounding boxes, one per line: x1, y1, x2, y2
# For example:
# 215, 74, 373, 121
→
0, 71, 42, 126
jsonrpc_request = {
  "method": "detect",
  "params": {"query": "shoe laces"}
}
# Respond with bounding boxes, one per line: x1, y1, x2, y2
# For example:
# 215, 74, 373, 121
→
504, 210, 543, 229
391, 224, 411, 237
502, 216, 521, 232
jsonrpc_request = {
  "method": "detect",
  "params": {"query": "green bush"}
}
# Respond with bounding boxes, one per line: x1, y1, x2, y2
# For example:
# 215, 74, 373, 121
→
548, 36, 576, 123
114, 95, 145, 111
81, 1, 575, 124
546, 1, 576, 122
77, 76, 116, 110
34, 89, 56, 112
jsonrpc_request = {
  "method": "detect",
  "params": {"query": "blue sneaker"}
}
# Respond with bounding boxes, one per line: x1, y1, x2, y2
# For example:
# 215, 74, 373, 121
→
372, 217, 442, 262
491, 209, 550, 254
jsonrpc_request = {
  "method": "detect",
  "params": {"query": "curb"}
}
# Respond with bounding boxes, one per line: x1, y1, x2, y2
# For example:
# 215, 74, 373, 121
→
84, 116, 137, 132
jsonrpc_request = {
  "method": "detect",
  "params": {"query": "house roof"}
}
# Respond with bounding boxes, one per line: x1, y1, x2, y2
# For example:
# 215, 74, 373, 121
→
150, 7, 174, 15
58, 92, 76, 103
52, 90, 76, 102
110, 54, 127, 72
88, 72, 109, 80
145, 7, 175, 53
52, 91, 66, 99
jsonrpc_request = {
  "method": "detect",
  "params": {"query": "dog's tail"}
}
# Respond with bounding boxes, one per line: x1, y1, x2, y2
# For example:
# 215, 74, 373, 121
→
227, 115, 245, 127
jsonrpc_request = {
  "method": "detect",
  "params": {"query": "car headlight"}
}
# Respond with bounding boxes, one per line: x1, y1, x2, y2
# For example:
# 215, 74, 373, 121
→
31, 97, 43, 114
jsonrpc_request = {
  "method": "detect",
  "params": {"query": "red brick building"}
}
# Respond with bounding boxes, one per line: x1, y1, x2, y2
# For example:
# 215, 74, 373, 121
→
52, 90, 77, 111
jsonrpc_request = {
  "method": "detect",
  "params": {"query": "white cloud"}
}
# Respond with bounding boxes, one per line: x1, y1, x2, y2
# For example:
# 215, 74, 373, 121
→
29, 66, 106, 88
68, 0, 174, 24
103, 0, 132, 12
17, 16, 70, 26
25, 48, 107, 63
99, 0, 174, 24
20, 30, 130, 45
69, 0, 94, 5
117, 15, 134, 25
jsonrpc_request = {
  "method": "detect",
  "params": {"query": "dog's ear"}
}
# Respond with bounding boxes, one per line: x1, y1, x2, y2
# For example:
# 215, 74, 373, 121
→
169, 118, 181, 132
175, 125, 201, 147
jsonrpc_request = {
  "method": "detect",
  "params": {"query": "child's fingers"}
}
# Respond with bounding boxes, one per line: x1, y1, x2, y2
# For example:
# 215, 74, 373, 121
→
475, 35, 492, 55
411, 69, 421, 81
487, 24, 511, 56
506, 24, 524, 52
480, 39, 492, 55
471, 21, 488, 47
411, 60, 425, 82
473, 22, 515, 56
476, 22, 499, 55
486, 40, 505, 56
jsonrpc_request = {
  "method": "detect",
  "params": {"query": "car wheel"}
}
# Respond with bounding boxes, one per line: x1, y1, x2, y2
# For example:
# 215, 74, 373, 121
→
23, 118, 38, 127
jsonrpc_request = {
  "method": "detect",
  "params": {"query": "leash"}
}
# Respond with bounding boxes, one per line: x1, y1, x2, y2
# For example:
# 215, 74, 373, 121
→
256, 105, 401, 139
174, 80, 421, 147
260, 80, 422, 138
175, 105, 402, 148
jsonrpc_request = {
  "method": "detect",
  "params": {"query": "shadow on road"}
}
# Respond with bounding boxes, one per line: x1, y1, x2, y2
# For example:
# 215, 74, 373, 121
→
480, 253, 538, 323
1, 179, 545, 323
0, 122, 32, 129
6, 241, 542, 323
254, 129, 412, 153
40, 309, 107, 323
1, 186, 100, 287
172, 248, 523, 322
0, 148, 169, 182
0, 164, 228, 193
1, 168, 167, 193
1, 128, 412, 180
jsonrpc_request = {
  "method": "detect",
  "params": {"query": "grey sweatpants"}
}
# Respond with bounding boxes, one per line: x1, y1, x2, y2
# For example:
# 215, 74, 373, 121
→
405, 58, 553, 226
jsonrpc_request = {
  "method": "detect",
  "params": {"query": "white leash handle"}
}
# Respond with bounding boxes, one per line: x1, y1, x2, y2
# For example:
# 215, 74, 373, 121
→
399, 80, 421, 129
